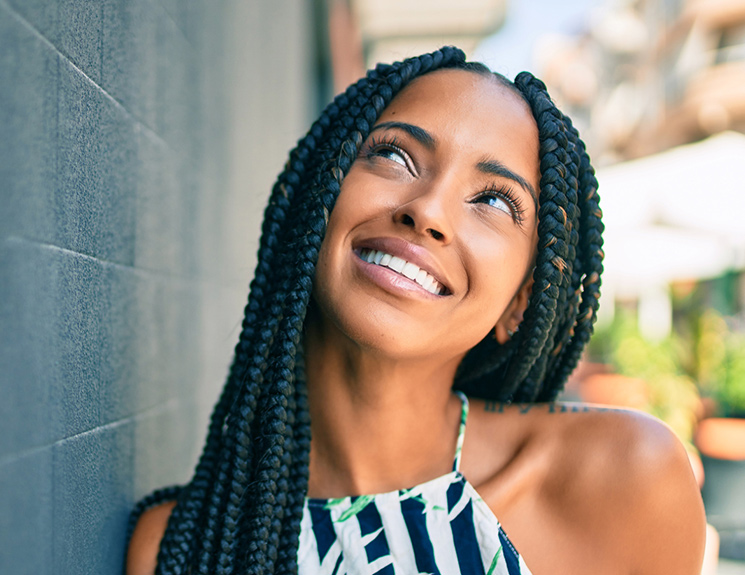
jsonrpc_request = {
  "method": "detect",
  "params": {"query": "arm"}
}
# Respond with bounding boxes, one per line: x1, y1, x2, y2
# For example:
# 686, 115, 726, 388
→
549, 409, 706, 575
612, 416, 706, 575
485, 405, 708, 575
125, 501, 176, 575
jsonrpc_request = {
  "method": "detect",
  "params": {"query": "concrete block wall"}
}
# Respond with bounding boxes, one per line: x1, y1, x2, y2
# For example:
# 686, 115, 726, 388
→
0, 1, 317, 573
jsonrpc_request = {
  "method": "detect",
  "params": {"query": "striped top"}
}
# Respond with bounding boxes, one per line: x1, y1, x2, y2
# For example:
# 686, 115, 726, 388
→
299, 393, 532, 575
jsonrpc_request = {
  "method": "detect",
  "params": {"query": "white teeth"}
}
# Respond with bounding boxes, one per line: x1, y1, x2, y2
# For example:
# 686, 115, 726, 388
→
402, 262, 419, 280
422, 274, 435, 291
388, 256, 406, 273
359, 249, 446, 296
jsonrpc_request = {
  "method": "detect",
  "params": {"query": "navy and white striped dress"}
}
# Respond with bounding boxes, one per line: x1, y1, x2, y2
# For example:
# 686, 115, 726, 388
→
299, 393, 532, 575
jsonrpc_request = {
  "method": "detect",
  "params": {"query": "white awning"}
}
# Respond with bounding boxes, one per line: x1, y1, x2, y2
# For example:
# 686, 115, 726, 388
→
596, 131, 745, 296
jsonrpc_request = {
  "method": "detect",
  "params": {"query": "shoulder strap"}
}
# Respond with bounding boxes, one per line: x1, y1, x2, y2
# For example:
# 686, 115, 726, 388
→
452, 391, 469, 472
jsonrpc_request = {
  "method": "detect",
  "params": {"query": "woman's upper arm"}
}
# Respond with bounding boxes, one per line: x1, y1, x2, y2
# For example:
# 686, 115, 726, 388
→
602, 413, 707, 575
126, 501, 177, 575
631, 429, 707, 574
548, 409, 707, 575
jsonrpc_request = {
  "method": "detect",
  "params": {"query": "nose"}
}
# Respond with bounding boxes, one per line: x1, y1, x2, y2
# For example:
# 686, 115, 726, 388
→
393, 186, 454, 243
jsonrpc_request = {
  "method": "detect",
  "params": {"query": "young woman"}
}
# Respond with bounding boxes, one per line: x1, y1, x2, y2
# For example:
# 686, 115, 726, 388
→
126, 47, 706, 575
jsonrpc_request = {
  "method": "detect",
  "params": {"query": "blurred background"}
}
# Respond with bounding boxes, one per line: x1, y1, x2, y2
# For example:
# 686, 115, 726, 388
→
1, 0, 743, 573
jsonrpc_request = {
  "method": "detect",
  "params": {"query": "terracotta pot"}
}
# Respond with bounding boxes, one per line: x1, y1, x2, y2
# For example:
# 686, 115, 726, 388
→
563, 360, 612, 401
695, 417, 745, 561
695, 418, 745, 461
578, 373, 649, 409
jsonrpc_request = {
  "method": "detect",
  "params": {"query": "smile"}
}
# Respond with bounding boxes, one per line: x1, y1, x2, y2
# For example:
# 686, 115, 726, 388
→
358, 248, 448, 296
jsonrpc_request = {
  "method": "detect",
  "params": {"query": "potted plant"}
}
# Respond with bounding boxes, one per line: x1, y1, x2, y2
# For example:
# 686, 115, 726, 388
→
690, 310, 745, 560
580, 311, 701, 444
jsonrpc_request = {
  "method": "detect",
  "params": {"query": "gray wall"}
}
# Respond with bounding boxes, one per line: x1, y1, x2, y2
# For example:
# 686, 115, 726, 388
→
0, 1, 318, 573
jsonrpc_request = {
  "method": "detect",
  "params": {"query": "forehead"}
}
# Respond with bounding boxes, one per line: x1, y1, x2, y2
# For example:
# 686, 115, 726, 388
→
375, 69, 540, 187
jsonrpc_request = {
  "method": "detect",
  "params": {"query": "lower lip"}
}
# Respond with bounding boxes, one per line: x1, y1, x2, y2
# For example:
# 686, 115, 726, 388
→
352, 252, 445, 300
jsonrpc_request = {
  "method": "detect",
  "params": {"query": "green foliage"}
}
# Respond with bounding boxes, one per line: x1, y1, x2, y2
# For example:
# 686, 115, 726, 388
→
588, 304, 745, 428
693, 311, 745, 417
588, 311, 700, 441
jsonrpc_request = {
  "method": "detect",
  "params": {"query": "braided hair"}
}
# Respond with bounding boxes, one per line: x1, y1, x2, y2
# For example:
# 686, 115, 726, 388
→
126, 46, 603, 574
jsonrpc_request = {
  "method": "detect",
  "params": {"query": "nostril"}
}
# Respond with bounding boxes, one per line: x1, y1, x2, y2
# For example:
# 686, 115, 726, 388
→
397, 212, 446, 241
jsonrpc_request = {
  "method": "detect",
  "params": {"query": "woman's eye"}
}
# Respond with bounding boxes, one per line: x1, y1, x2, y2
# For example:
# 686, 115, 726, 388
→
475, 193, 511, 214
364, 136, 411, 169
473, 187, 525, 224
373, 146, 407, 167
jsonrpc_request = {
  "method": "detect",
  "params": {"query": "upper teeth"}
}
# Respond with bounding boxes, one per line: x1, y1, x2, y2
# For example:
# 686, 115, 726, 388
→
359, 249, 446, 296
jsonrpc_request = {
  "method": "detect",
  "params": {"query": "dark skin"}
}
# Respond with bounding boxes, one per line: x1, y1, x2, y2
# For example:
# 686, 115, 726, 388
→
127, 70, 706, 575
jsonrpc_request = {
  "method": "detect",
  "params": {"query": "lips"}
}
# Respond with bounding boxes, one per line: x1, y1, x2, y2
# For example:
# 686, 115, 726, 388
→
358, 248, 448, 295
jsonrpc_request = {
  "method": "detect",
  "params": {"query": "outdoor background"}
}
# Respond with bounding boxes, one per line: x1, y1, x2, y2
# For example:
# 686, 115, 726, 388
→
1, 0, 744, 573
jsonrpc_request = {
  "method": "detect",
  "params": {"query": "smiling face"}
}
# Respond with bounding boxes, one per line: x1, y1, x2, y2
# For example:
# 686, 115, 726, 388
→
311, 69, 541, 365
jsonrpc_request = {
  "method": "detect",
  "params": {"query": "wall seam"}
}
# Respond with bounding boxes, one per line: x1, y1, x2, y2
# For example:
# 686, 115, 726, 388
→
3, 236, 250, 291
0, 397, 192, 468
0, 0, 174, 153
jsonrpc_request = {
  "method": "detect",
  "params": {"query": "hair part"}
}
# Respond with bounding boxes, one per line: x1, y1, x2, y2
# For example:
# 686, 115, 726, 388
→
126, 46, 603, 574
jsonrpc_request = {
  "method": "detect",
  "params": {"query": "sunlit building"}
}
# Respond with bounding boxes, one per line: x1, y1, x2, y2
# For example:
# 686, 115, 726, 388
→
536, 0, 745, 163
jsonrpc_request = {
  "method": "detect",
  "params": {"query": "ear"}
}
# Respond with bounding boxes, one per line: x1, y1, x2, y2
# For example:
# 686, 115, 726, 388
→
494, 276, 533, 345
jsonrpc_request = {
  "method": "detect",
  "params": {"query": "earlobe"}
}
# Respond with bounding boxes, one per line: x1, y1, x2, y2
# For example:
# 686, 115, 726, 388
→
494, 277, 533, 344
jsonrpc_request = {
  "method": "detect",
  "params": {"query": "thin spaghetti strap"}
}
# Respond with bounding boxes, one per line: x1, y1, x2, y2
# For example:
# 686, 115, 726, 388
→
452, 391, 469, 472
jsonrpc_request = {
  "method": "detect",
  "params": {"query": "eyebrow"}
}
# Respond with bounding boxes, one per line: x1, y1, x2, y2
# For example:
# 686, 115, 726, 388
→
369, 121, 435, 150
476, 159, 538, 207
370, 121, 538, 206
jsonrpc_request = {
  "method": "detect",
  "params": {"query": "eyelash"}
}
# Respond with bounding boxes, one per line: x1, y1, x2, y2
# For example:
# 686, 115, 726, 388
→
473, 184, 526, 224
363, 135, 410, 165
362, 134, 526, 224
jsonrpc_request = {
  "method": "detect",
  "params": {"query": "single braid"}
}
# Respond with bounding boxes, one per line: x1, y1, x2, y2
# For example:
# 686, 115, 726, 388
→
520, 93, 582, 400
128, 46, 603, 574
540, 118, 603, 398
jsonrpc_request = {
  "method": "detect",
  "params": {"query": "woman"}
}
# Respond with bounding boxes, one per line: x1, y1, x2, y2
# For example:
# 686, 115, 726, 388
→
126, 47, 706, 575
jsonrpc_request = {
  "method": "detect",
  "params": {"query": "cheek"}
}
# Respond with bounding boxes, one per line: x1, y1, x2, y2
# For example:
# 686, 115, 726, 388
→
310, 186, 364, 316
465, 234, 534, 312
321, 173, 371, 243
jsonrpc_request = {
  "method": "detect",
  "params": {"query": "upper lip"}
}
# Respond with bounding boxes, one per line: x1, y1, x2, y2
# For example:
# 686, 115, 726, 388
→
353, 236, 454, 294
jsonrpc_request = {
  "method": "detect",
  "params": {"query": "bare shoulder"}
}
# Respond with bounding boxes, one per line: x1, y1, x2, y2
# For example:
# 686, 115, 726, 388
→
465, 400, 707, 575
126, 501, 176, 575
548, 405, 707, 574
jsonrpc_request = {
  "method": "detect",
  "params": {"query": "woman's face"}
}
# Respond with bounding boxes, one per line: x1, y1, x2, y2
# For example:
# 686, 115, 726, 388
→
312, 69, 540, 365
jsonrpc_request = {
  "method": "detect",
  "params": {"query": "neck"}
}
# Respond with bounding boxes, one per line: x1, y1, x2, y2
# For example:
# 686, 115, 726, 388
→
303, 313, 464, 498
